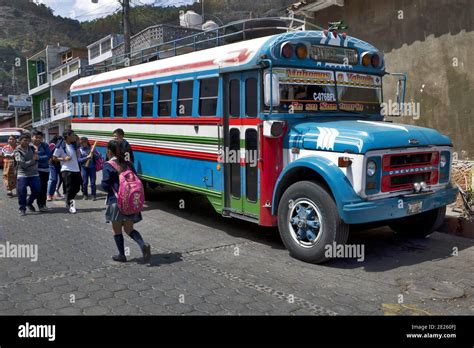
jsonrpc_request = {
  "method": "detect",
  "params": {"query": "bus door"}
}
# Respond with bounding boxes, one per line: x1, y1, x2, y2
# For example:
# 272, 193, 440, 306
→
223, 71, 260, 220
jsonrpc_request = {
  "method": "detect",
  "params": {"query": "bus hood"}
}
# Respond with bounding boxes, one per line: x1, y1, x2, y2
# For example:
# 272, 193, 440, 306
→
287, 120, 452, 154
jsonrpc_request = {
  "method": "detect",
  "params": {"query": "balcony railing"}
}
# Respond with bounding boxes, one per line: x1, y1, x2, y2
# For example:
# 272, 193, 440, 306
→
50, 57, 83, 86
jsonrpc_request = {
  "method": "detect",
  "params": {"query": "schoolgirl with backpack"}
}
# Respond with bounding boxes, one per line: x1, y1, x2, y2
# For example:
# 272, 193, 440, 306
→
101, 140, 151, 263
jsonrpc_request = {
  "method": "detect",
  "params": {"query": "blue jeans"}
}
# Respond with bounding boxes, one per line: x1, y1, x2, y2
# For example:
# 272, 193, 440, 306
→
17, 176, 41, 211
81, 166, 97, 196
47, 164, 61, 196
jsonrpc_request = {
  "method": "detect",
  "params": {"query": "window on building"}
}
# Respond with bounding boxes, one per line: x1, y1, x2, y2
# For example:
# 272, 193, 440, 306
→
61, 51, 73, 64
40, 98, 50, 120
90, 44, 100, 60
141, 86, 154, 117
245, 77, 258, 117
229, 79, 240, 117
114, 90, 123, 117
93, 93, 100, 117
199, 78, 218, 116
36, 59, 47, 86
127, 88, 138, 117
177, 80, 193, 116
102, 91, 111, 117
158, 83, 172, 117
101, 39, 111, 53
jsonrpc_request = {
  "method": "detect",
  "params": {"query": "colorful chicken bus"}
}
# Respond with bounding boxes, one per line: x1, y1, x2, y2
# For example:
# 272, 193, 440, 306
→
70, 29, 458, 263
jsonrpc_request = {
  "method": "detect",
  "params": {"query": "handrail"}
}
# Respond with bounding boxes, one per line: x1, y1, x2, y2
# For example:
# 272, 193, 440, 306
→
80, 17, 320, 76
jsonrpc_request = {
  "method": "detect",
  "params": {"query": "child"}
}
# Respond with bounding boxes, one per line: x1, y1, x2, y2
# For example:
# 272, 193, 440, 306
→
78, 137, 98, 201
101, 140, 151, 263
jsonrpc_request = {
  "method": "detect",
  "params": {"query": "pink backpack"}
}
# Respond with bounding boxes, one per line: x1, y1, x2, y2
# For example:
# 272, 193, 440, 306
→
95, 151, 104, 172
107, 160, 144, 215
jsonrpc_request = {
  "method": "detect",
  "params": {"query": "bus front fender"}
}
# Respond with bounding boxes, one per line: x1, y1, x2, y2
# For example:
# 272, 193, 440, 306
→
272, 157, 362, 220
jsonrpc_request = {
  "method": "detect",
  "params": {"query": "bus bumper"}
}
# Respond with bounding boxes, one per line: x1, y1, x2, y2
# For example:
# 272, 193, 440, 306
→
340, 185, 458, 224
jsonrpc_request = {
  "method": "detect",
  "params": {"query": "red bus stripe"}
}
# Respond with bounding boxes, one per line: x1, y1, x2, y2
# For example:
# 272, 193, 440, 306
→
72, 117, 222, 125
72, 117, 262, 126
94, 140, 218, 161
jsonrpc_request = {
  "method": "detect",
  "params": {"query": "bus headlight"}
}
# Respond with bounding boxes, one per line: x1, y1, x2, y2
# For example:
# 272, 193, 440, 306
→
440, 154, 447, 168
367, 160, 377, 177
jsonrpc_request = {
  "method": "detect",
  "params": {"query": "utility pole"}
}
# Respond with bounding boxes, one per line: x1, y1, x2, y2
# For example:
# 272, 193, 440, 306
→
92, 0, 131, 58
123, 0, 131, 58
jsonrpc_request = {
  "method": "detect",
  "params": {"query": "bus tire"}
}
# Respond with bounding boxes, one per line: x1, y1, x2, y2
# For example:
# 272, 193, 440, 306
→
389, 206, 446, 238
277, 181, 349, 264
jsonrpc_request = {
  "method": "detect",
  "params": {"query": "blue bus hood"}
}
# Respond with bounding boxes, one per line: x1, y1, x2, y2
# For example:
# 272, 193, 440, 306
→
287, 120, 452, 154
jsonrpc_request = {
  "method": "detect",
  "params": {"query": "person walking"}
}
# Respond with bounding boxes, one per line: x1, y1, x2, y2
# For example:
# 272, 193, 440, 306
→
14, 133, 40, 216
112, 128, 134, 164
78, 137, 98, 201
31, 130, 51, 212
101, 140, 150, 263
53, 130, 81, 214
2, 135, 18, 197
47, 136, 64, 201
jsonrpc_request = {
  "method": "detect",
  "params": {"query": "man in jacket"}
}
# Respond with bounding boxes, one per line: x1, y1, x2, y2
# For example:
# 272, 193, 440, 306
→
113, 128, 134, 164
14, 133, 40, 216
32, 130, 51, 211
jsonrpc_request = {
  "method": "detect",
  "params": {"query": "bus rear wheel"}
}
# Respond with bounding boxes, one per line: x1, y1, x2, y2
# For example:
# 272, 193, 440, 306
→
277, 181, 349, 264
389, 206, 446, 238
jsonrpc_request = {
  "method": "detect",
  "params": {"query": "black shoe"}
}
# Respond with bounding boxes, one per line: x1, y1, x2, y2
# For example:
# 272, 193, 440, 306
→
112, 254, 127, 263
19, 209, 26, 216
83, 195, 89, 200
142, 243, 151, 263
38, 205, 48, 212
92, 195, 97, 201
26, 204, 36, 212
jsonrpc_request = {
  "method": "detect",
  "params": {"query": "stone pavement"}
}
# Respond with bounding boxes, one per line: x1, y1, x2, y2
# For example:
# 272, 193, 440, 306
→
0, 172, 473, 315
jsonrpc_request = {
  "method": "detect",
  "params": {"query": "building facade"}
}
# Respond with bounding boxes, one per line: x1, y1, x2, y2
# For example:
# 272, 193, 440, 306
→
27, 45, 88, 140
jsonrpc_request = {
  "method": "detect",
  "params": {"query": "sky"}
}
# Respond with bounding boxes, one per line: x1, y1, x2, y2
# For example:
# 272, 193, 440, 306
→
35, 0, 160, 22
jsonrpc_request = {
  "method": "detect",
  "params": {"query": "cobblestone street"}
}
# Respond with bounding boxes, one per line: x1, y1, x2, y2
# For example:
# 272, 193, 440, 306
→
0, 173, 473, 316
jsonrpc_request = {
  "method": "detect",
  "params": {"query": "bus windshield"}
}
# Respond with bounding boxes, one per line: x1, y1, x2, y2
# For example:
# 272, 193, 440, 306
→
273, 68, 382, 115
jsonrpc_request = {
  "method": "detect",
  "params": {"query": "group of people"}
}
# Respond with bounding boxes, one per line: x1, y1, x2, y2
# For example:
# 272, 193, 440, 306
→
1, 127, 150, 263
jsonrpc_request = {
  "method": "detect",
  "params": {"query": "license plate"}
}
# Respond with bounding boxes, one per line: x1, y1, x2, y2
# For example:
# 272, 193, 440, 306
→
407, 201, 423, 215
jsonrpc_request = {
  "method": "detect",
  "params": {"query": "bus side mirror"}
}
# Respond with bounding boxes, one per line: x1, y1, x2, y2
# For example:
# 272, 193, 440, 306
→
384, 72, 407, 117
264, 73, 280, 108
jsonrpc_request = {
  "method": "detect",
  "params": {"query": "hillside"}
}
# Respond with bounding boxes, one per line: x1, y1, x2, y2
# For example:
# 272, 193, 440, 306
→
0, 0, 294, 96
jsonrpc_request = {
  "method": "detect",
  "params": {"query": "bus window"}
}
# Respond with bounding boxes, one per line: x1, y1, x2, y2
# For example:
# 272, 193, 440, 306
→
127, 88, 138, 117
114, 90, 123, 117
230, 128, 241, 199
229, 79, 240, 117
102, 91, 111, 117
158, 83, 172, 116
177, 80, 193, 116
245, 129, 258, 202
141, 86, 154, 117
93, 93, 100, 117
199, 78, 218, 116
245, 78, 258, 117
71, 96, 79, 116
81, 94, 90, 117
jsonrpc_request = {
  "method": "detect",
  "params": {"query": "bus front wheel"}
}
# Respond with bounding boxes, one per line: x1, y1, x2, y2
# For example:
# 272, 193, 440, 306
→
277, 181, 349, 264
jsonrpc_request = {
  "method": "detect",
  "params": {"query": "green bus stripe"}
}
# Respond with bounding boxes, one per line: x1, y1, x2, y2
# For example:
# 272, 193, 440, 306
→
139, 174, 222, 198
74, 129, 219, 145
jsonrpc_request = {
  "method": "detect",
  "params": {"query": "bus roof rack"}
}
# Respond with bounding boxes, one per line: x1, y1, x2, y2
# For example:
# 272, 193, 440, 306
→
80, 17, 322, 76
